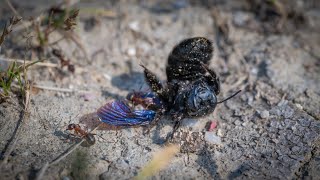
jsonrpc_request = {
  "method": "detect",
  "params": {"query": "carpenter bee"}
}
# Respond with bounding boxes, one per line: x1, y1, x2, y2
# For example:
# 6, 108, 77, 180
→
97, 37, 241, 139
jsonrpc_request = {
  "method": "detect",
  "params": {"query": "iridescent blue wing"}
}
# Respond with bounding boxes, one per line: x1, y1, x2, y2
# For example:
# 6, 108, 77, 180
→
97, 101, 156, 126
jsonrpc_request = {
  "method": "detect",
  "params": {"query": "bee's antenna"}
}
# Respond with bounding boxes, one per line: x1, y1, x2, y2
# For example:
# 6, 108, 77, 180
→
139, 61, 146, 69
217, 90, 242, 104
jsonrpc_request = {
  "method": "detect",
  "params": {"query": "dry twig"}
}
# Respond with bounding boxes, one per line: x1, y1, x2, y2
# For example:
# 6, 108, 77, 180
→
35, 123, 102, 180
0, 16, 21, 46
0, 58, 59, 68
33, 85, 92, 94
0, 87, 31, 166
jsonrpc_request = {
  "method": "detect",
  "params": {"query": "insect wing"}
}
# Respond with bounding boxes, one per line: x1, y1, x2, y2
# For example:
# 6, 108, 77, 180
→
97, 101, 156, 126
166, 37, 213, 81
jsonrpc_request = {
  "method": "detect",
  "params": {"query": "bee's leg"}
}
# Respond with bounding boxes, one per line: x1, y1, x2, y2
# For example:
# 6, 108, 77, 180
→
140, 64, 163, 95
143, 113, 162, 135
165, 114, 183, 142
172, 120, 181, 138
165, 121, 181, 143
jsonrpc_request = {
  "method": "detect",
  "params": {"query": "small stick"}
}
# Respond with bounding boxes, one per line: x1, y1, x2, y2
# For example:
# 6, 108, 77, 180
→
33, 85, 92, 94
50, 123, 101, 166
0, 58, 59, 68
36, 123, 102, 178
49, 139, 85, 166
5, 0, 29, 29
0, 87, 31, 167
35, 162, 49, 180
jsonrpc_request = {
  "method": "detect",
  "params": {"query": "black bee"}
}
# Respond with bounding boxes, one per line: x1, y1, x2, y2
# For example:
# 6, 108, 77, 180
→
97, 37, 240, 139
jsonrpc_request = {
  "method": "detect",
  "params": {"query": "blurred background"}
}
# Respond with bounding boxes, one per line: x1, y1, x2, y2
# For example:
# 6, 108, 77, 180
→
0, 0, 319, 179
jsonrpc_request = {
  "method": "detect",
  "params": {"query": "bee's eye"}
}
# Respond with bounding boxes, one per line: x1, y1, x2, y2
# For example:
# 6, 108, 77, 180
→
199, 90, 206, 95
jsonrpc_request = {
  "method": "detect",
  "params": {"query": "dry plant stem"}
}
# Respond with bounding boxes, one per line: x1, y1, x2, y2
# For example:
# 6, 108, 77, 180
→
49, 139, 85, 166
33, 85, 92, 94
36, 123, 103, 180
35, 162, 48, 180
0, 89, 30, 166
0, 58, 59, 68
5, 0, 29, 29
10, 0, 56, 33
5, 0, 19, 17
51, 123, 102, 166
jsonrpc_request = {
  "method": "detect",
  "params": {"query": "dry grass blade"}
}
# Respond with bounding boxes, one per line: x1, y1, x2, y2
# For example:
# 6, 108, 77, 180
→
0, 16, 21, 46
32, 84, 92, 94
0, 60, 43, 99
135, 144, 179, 180
0, 58, 59, 68
64, 9, 79, 30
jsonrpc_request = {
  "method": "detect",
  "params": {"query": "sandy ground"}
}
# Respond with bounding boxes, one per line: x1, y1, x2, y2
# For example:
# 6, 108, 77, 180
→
0, 0, 319, 179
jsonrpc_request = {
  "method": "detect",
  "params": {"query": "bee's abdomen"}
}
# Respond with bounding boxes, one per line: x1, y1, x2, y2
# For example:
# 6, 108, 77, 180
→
166, 37, 213, 82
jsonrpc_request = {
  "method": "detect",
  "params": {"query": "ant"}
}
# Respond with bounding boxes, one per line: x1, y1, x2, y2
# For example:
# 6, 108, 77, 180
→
126, 91, 163, 110
66, 124, 96, 146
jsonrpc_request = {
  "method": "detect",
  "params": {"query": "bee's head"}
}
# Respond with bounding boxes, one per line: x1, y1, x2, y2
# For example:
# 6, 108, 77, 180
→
186, 82, 217, 117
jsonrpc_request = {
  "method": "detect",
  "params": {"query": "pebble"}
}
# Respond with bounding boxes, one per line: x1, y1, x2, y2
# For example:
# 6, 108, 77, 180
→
97, 137, 104, 142
298, 118, 310, 127
234, 120, 241, 126
277, 99, 288, 107
205, 132, 222, 145
270, 108, 281, 116
251, 68, 258, 75
291, 125, 297, 131
291, 146, 301, 153
103, 73, 112, 80
217, 129, 225, 137
247, 95, 253, 106
259, 110, 270, 119
207, 121, 218, 131
22, 151, 29, 156
241, 121, 248, 127
127, 47, 136, 56
295, 103, 303, 110
272, 138, 279, 144
270, 121, 279, 128
128, 21, 139, 32
283, 106, 294, 118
